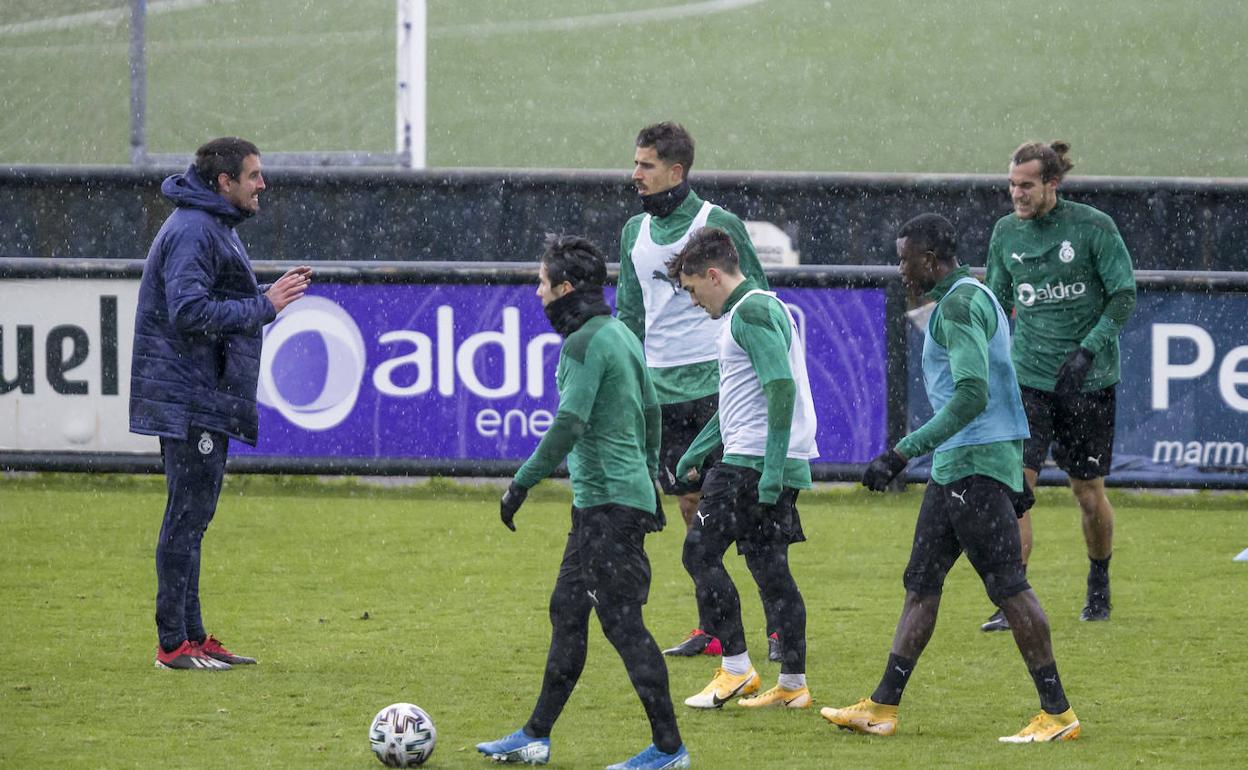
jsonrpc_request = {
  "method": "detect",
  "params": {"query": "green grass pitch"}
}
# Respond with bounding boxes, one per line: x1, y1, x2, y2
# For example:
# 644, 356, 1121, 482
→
1, 473, 1245, 768
1, 0, 1246, 176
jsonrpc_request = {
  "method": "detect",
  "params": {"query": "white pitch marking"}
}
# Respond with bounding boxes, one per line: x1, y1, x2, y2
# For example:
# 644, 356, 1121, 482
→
432, 0, 769, 39
0, 0, 769, 52
0, 0, 240, 38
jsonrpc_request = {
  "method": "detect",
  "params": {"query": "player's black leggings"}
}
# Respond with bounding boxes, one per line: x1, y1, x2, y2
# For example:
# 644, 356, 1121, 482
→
525, 581, 681, 754
684, 540, 807, 674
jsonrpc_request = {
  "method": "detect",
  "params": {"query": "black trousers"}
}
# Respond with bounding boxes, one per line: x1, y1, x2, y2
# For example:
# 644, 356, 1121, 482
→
525, 504, 681, 754
155, 428, 228, 651
682, 464, 808, 674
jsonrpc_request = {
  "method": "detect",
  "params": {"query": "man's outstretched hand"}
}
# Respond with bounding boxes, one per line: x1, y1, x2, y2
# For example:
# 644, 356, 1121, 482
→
266, 265, 313, 313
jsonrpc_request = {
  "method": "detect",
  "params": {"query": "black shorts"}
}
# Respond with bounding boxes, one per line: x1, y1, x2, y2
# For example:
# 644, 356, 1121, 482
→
1021, 385, 1116, 480
692, 463, 805, 557
658, 394, 723, 495
903, 475, 1030, 605
554, 503, 654, 608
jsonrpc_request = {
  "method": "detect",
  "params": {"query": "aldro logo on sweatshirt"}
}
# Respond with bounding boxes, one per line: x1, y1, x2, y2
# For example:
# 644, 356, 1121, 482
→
1016, 280, 1087, 307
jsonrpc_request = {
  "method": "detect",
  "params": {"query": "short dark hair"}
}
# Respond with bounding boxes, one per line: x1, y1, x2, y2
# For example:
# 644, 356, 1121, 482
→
666, 227, 739, 280
636, 122, 694, 177
540, 234, 607, 291
898, 213, 958, 263
194, 137, 260, 191
1011, 140, 1074, 183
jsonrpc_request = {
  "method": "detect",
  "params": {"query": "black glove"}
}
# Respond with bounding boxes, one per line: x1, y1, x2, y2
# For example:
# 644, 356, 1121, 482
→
1054, 347, 1094, 396
499, 482, 528, 531
652, 492, 667, 532
862, 450, 908, 492
1009, 485, 1035, 517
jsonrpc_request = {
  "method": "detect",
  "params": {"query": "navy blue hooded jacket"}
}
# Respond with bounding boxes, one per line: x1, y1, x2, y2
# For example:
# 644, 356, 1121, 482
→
129, 165, 277, 445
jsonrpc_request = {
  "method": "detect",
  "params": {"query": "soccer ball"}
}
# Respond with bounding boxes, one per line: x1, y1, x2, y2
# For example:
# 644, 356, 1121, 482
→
369, 702, 436, 767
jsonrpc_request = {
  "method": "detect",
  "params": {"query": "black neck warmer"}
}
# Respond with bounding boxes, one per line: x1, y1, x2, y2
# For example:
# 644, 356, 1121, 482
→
639, 180, 691, 219
544, 289, 612, 338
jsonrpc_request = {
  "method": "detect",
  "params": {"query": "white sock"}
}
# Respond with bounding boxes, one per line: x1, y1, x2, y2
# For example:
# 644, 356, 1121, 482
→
722, 651, 752, 675
778, 673, 806, 690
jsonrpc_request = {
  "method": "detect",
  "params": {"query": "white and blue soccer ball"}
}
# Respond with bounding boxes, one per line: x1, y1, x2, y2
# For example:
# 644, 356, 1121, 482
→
369, 702, 436, 767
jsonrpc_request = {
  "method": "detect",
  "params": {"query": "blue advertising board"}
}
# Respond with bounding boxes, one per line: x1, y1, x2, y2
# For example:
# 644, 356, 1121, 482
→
1115, 292, 1248, 483
231, 283, 889, 465
905, 289, 1248, 486
2, 260, 1244, 487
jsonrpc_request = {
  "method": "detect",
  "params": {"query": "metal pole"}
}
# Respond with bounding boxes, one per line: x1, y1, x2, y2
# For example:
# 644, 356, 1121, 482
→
883, 278, 910, 491
396, 0, 427, 169
128, 0, 147, 165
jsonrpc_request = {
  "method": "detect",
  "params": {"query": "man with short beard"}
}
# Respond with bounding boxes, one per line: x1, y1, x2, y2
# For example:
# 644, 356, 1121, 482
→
131, 136, 311, 670
617, 121, 776, 661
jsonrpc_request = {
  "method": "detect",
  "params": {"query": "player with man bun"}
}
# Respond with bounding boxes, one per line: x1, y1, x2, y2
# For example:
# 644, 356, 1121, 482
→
978, 141, 1136, 632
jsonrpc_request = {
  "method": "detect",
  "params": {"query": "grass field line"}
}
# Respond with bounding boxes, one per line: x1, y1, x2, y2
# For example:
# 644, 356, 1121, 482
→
430, 0, 768, 38
0, 28, 385, 56
0, 0, 239, 38
0, 0, 766, 54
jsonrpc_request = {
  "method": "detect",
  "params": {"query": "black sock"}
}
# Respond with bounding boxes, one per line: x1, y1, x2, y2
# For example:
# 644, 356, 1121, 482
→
1088, 556, 1111, 597
870, 653, 917, 706
1029, 662, 1070, 714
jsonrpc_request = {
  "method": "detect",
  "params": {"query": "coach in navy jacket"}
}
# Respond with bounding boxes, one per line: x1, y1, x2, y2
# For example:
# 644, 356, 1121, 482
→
130, 136, 311, 670
132, 159, 272, 442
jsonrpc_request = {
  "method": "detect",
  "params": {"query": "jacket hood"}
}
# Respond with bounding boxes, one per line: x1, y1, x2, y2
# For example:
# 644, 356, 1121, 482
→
161, 164, 251, 225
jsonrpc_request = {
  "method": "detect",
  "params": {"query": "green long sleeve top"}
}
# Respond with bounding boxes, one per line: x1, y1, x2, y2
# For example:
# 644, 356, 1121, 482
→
985, 197, 1136, 393
514, 315, 661, 513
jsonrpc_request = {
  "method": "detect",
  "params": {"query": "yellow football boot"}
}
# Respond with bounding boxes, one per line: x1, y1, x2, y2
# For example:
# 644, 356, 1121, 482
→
999, 708, 1081, 743
739, 684, 812, 709
819, 698, 898, 736
683, 666, 760, 709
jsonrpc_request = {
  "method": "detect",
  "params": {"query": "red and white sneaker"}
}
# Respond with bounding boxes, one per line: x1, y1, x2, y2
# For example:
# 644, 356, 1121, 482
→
663, 629, 722, 657
198, 635, 257, 665
155, 640, 231, 670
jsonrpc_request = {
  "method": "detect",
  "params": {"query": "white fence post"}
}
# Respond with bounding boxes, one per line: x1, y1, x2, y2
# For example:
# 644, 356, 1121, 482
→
396, 0, 427, 169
